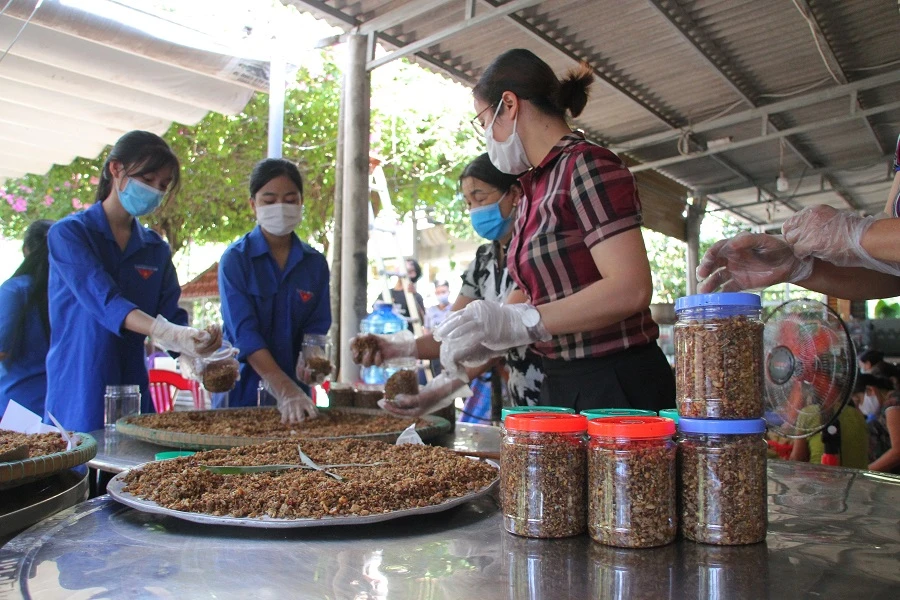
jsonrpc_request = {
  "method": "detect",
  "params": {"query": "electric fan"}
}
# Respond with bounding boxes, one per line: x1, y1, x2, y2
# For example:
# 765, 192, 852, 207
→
763, 299, 857, 438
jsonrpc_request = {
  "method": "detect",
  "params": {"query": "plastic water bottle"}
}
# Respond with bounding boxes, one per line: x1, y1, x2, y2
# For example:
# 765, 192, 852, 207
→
360, 301, 407, 384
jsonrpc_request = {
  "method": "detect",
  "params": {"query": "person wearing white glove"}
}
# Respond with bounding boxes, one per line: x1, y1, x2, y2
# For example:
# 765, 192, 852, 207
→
216, 158, 331, 422
350, 154, 546, 421
436, 50, 675, 413
696, 233, 814, 294
42, 130, 225, 433
378, 372, 470, 418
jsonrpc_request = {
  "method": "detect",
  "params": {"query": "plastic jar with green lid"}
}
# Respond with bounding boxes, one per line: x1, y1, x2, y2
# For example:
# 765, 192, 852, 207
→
501, 413, 588, 538
658, 408, 679, 424
581, 408, 656, 419
678, 418, 767, 545
674, 293, 764, 419
588, 416, 677, 548
501, 406, 575, 421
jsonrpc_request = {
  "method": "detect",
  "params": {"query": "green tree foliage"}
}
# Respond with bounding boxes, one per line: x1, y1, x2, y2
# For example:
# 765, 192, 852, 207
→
0, 51, 481, 252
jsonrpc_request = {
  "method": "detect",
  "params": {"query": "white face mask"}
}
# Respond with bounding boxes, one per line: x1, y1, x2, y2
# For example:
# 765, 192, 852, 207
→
485, 103, 532, 175
860, 393, 880, 417
256, 203, 303, 236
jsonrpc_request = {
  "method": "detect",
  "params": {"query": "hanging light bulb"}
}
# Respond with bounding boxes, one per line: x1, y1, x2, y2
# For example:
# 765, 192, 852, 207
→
776, 170, 790, 192
775, 140, 789, 192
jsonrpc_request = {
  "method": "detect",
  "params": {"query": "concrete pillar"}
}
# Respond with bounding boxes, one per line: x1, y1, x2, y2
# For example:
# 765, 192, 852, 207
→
685, 194, 707, 295
267, 54, 285, 158
328, 71, 346, 375
338, 35, 371, 383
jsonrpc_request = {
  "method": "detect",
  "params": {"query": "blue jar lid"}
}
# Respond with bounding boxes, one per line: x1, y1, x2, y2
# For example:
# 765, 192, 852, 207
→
675, 293, 761, 311
678, 418, 766, 435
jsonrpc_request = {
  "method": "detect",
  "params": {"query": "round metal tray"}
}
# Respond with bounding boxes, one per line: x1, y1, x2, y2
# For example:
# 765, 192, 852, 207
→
106, 457, 499, 528
0, 432, 97, 489
115, 407, 451, 450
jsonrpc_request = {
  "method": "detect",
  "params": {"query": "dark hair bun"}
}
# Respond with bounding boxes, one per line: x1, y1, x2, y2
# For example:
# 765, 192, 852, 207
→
558, 62, 594, 118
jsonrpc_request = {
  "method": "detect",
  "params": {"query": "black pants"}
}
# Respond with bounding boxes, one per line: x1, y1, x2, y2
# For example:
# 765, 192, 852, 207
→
539, 342, 675, 413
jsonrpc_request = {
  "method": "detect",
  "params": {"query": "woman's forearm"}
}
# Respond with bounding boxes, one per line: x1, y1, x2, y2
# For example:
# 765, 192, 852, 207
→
869, 448, 900, 472
247, 348, 289, 382
861, 217, 900, 263
415, 333, 441, 360
798, 260, 900, 300
537, 278, 651, 336
123, 309, 156, 336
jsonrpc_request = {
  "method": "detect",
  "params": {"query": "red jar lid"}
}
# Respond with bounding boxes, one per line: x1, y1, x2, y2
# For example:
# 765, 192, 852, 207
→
505, 413, 588, 433
588, 416, 676, 439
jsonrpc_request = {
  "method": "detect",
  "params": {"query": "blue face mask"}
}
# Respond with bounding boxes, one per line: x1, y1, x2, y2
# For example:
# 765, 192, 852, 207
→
119, 177, 165, 217
470, 192, 514, 240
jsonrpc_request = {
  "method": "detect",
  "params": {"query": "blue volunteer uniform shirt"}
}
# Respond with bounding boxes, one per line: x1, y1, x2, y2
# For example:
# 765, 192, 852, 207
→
218, 226, 331, 407
0, 275, 49, 416
45, 202, 188, 432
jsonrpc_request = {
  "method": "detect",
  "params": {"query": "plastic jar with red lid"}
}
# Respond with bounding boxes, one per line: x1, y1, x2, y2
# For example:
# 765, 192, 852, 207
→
588, 416, 677, 548
501, 413, 588, 538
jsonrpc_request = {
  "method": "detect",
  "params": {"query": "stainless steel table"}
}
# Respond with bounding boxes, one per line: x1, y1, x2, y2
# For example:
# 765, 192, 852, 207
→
1, 461, 898, 599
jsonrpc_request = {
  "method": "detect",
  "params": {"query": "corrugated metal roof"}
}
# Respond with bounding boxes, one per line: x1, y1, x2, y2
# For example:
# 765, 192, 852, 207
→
0, 0, 268, 183
286, 0, 900, 229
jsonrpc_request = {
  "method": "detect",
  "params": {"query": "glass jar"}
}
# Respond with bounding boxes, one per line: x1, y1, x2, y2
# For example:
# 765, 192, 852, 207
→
581, 408, 656, 420
678, 418, 768, 545
104, 384, 141, 428
196, 341, 239, 393
674, 293, 764, 419
501, 413, 588, 538
588, 416, 677, 548
658, 408, 679, 424
299, 333, 333, 384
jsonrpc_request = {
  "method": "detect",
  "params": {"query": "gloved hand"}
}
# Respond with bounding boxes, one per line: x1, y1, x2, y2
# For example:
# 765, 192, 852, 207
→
150, 316, 222, 357
263, 373, 318, 423
378, 372, 470, 417
435, 301, 550, 380
696, 233, 814, 293
350, 330, 416, 367
782, 205, 900, 276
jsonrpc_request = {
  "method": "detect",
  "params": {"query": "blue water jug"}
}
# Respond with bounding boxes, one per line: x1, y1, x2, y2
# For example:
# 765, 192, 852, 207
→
360, 301, 407, 384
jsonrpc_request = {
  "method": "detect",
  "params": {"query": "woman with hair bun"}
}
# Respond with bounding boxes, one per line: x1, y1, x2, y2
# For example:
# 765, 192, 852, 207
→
437, 49, 674, 412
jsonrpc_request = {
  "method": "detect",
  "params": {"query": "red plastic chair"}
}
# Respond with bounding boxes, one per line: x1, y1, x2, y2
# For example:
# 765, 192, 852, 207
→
148, 369, 206, 413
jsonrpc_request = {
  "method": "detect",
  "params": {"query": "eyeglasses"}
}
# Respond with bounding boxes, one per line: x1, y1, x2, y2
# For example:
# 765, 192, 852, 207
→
471, 103, 498, 134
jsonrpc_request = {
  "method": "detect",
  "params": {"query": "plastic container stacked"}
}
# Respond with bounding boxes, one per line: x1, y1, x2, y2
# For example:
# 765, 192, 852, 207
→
673, 293, 768, 545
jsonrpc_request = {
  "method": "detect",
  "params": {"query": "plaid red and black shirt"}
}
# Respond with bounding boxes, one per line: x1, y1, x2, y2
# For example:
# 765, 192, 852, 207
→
507, 132, 659, 359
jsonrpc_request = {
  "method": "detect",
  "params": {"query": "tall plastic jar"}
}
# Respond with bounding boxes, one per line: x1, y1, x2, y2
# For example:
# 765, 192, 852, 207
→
588, 416, 677, 548
678, 418, 768, 545
674, 293, 764, 419
501, 413, 588, 538
359, 301, 407, 384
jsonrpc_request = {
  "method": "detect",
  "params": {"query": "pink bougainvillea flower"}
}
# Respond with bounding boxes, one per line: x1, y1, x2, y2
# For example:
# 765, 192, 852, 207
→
43, 195, 54, 206
89, 176, 100, 185
12, 199, 27, 213
72, 197, 84, 209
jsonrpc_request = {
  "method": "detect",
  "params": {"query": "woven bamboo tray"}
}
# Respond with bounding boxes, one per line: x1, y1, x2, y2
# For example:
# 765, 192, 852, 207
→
115, 407, 451, 450
0, 432, 97, 489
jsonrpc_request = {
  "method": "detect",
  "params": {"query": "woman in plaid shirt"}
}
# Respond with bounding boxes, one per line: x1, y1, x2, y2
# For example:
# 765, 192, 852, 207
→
436, 49, 675, 413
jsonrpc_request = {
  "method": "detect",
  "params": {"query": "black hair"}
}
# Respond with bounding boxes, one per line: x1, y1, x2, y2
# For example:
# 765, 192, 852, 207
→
7, 219, 55, 358
853, 373, 894, 394
96, 130, 181, 202
405, 259, 422, 283
249, 158, 304, 197
473, 49, 594, 119
459, 153, 521, 194
434, 280, 450, 289
859, 349, 885, 365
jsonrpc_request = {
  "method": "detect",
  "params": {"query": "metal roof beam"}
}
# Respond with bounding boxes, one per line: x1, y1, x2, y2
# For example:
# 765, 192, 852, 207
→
358, 0, 458, 35
629, 99, 900, 173
646, 0, 816, 170
707, 177, 890, 213
366, 0, 545, 71
790, 0, 884, 155
702, 154, 892, 195
610, 69, 900, 154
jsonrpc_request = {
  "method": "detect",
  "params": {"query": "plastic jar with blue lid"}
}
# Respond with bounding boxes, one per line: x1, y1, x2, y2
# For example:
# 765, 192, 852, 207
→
674, 293, 764, 419
677, 418, 767, 545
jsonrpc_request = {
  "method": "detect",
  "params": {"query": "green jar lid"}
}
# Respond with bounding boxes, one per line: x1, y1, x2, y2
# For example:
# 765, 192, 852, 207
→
580, 408, 657, 419
155, 451, 196, 461
658, 408, 679, 424
501, 406, 575, 421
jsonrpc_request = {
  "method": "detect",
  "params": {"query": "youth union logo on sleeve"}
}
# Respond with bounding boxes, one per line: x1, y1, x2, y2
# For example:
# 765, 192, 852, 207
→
134, 264, 158, 280
297, 289, 313, 302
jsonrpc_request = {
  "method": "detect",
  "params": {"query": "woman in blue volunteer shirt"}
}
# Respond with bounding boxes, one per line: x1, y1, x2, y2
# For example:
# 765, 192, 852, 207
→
0, 220, 54, 416
45, 131, 221, 432
218, 158, 330, 422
